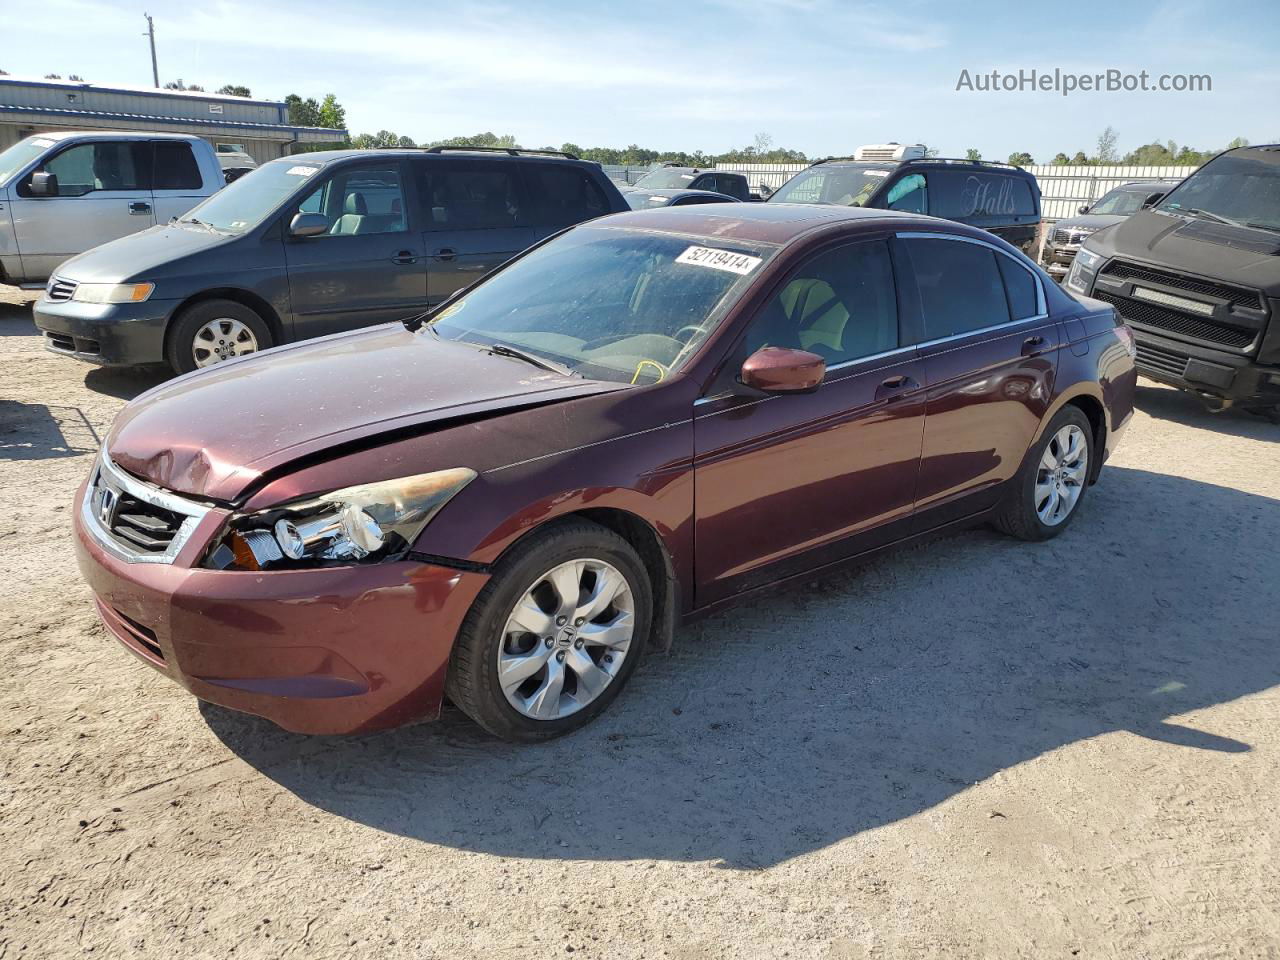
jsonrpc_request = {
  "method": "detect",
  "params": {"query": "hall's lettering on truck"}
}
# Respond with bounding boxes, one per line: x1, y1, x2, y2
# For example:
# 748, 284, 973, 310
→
0, 132, 224, 285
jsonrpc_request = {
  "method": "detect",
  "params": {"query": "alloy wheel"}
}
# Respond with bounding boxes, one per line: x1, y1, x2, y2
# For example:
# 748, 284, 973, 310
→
497, 558, 635, 721
1035, 424, 1088, 526
192, 317, 259, 368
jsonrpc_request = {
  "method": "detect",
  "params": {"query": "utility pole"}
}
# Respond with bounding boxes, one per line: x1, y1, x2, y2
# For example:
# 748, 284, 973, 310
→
143, 13, 159, 88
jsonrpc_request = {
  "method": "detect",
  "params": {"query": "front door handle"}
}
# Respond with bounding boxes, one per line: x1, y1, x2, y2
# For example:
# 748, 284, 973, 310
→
875, 374, 920, 402
1021, 335, 1048, 357
129, 201, 151, 215
391, 250, 419, 265
432, 248, 457, 261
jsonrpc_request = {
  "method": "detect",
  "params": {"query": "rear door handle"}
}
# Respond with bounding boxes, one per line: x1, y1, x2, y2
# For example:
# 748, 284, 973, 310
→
392, 250, 419, 265
432, 248, 457, 261
1021, 335, 1048, 357
129, 201, 151, 215
875, 374, 920, 402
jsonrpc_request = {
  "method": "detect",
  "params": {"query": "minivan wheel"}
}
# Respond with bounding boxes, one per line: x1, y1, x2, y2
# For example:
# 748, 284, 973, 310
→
993, 406, 1094, 542
166, 299, 272, 374
446, 519, 652, 742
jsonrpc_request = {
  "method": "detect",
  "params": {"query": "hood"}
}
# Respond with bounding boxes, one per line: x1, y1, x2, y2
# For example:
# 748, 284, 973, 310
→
55, 221, 232, 282
1089, 210, 1280, 292
1053, 214, 1124, 235
106, 325, 624, 502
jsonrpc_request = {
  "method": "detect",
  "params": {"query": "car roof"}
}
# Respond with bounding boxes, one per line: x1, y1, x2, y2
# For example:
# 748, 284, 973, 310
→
594, 202, 938, 244
290, 148, 594, 166
28, 130, 203, 143
629, 188, 735, 198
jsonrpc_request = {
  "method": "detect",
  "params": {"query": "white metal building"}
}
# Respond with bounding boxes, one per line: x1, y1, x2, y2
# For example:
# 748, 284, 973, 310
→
0, 76, 347, 162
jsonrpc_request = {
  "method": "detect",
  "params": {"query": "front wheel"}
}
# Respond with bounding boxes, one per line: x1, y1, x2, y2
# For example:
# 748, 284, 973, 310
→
165, 299, 272, 374
446, 519, 652, 741
993, 406, 1094, 541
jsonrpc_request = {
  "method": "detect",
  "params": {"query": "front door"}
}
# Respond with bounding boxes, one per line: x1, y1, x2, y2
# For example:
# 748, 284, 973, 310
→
283, 160, 427, 340
10, 139, 155, 280
895, 234, 1061, 529
414, 158, 536, 305
693, 237, 926, 605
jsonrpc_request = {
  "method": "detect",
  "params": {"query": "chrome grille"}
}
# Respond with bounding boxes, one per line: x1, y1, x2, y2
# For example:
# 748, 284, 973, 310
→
83, 456, 211, 564
46, 277, 77, 302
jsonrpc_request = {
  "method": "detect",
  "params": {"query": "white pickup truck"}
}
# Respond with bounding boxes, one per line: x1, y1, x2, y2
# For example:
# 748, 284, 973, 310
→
0, 131, 224, 286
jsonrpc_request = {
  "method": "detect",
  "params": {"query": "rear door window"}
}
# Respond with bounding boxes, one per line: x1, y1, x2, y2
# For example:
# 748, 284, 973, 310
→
418, 161, 528, 230
152, 141, 202, 190
905, 237, 1010, 340
523, 164, 609, 228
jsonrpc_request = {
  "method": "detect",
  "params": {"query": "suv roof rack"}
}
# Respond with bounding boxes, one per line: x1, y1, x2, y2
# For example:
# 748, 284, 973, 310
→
809, 156, 1023, 171
423, 146, 580, 160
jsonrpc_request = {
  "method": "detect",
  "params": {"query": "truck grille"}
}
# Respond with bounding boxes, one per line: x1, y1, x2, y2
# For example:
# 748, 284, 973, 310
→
1052, 227, 1089, 245
45, 277, 77, 302
1093, 291, 1255, 349
1133, 340, 1189, 378
83, 456, 211, 564
1100, 260, 1264, 310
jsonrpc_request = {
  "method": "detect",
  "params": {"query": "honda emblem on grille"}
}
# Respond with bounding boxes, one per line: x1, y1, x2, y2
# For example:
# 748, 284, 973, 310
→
96, 487, 117, 526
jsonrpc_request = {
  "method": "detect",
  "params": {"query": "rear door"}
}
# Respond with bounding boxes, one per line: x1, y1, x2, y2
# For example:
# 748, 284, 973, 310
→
693, 236, 926, 605
10, 139, 154, 279
896, 233, 1060, 529
283, 159, 427, 340
149, 140, 208, 224
414, 158, 536, 305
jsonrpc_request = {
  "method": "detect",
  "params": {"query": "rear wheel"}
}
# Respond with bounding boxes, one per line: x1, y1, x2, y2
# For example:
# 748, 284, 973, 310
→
165, 299, 271, 374
994, 406, 1094, 541
446, 519, 652, 741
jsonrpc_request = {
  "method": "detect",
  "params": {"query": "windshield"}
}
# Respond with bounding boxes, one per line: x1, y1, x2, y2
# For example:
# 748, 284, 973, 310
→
0, 136, 57, 185
429, 226, 775, 384
768, 163, 892, 206
1157, 149, 1280, 232
633, 168, 699, 189
624, 192, 675, 209
1089, 186, 1160, 216
180, 158, 324, 233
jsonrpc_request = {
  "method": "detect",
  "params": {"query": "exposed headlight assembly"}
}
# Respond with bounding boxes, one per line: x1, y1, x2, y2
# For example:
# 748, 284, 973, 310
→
1074, 247, 1102, 272
72, 282, 155, 304
1066, 246, 1103, 294
205, 468, 477, 571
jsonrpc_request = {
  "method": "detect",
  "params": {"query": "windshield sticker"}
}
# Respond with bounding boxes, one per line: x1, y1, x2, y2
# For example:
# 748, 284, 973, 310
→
680, 174, 695, 180
676, 245, 763, 275
32, 138, 55, 148
286, 165, 319, 177
864, 170, 890, 177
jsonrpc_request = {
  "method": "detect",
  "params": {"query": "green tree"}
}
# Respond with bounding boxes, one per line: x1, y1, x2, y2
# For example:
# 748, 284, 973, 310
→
1052, 152, 1070, 165
1095, 126, 1119, 163
1070, 151, 1090, 165
317, 93, 345, 130
164, 79, 205, 91
1007, 151, 1034, 167
44, 73, 62, 79
965, 148, 982, 161
216, 84, 252, 97
285, 94, 322, 127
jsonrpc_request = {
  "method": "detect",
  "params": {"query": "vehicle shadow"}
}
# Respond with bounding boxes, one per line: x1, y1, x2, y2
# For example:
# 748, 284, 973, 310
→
203, 466, 1279, 868
0, 297, 37, 333
82, 365, 169, 400
0, 400, 100, 460
1136, 379, 1278, 440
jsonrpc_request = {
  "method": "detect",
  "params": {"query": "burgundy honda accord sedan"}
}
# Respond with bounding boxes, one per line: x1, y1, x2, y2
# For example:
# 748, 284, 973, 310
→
74, 204, 1137, 740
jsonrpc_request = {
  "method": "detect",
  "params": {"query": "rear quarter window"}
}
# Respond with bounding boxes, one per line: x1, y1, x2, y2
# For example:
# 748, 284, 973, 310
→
524, 164, 610, 228
929, 170, 1037, 220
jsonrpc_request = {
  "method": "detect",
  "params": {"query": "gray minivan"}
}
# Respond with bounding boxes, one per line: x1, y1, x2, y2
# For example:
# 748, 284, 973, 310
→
34, 147, 628, 373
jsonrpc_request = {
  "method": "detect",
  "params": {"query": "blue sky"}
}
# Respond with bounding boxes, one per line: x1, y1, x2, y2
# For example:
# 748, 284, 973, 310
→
5, 0, 1278, 161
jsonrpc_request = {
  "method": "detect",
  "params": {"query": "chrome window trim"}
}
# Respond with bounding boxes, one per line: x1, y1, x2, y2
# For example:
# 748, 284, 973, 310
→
82, 454, 211, 565
896, 230, 1048, 324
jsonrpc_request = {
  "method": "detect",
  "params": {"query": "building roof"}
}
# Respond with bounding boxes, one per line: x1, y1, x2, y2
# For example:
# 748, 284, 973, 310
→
0, 75, 285, 107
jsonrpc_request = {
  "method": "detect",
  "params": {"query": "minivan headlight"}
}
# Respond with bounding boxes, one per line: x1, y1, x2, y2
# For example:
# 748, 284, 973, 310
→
205, 468, 477, 570
72, 282, 155, 304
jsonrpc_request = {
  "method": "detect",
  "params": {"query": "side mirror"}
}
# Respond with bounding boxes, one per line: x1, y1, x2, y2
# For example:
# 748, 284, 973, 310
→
758, 184, 774, 199
1077, 204, 1090, 215
1142, 193, 1164, 209
289, 212, 329, 238
740, 346, 825, 394
28, 171, 58, 197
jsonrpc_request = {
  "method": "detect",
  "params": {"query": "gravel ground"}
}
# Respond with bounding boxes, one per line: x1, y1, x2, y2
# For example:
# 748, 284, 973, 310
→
1, 283, 1278, 959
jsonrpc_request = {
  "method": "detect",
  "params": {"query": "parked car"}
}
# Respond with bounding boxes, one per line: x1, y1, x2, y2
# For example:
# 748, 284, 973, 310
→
216, 145, 258, 185
34, 146, 629, 373
0, 131, 223, 285
74, 203, 1136, 740
629, 165, 753, 201
768, 145, 1042, 254
1041, 180, 1180, 281
1068, 144, 1280, 420
622, 188, 738, 209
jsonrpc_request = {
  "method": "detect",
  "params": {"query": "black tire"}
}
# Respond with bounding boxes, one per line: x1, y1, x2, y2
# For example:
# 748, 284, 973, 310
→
1245, 405, 1280, 425
993, 405, 1095, 542
165, 299, 272, 374
446, 519, 653, 742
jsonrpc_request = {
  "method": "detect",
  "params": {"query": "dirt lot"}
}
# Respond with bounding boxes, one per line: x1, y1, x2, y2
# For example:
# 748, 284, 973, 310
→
1, 283, 1278, 960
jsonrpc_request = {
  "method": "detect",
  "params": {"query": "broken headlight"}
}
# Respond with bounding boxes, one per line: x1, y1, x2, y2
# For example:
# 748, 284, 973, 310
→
205, 468, 477, 570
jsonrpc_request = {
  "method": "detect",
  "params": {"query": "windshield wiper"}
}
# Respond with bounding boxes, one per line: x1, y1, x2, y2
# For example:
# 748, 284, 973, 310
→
1186, 208, 1244, 227
486, 343, 578, 377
